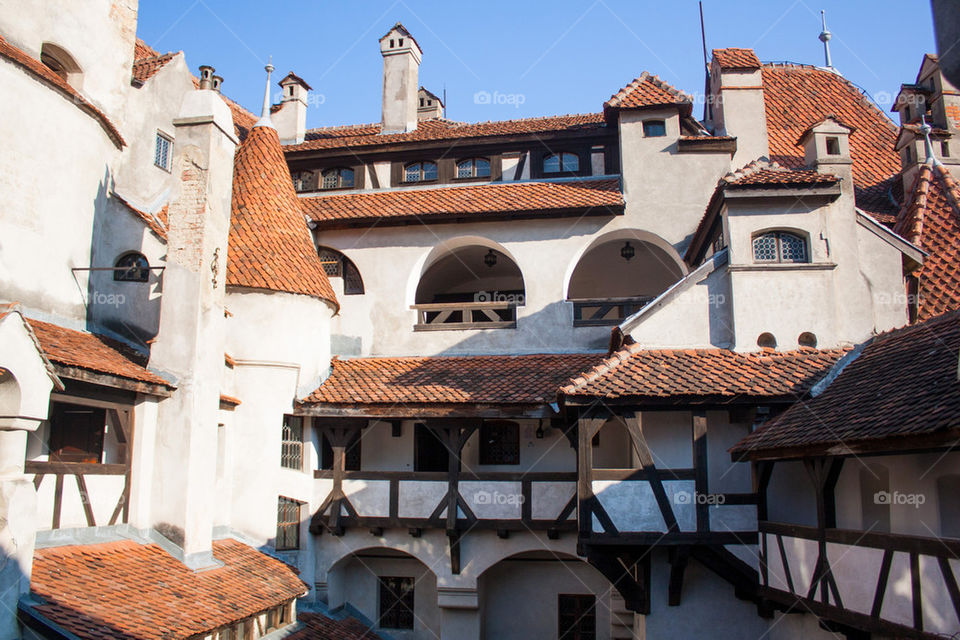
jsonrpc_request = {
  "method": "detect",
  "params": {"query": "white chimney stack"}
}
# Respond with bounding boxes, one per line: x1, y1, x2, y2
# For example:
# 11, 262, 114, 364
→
379, 23, 422, 134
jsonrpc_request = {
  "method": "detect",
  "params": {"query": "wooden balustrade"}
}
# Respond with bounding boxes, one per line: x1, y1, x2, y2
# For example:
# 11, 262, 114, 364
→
570, 297, 653, 327
411, 301, 520, 331
27, 460, 130, 530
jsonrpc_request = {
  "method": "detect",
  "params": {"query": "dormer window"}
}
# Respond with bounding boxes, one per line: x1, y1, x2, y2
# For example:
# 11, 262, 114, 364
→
642, 120, 667, 137
114, 252, 150, 282
321, 167, 354, 190
403, 161, 437, 183
40, 42, 82, 89
752, 231, 808, 264
543, 152, 578, 174
456, 158, 490, 179
825, 137, 840, 155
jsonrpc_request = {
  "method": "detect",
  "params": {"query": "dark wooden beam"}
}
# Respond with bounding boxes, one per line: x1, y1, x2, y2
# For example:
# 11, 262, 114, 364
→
624, 412, 679, 533
668, 546, 690, 606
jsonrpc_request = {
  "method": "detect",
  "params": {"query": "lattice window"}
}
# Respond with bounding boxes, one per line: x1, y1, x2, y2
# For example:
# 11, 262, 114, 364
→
558, 594, 596, 640
281, 415, 303, 471
154, 132, 173, 171
317, 247, 364, 294
479, 420, 520, 465
379, 577, 415, 630
456, 158, 490, 178
403, 161, 437, 183
343, 260, 364, 295
276, 497, 302, 550
752, 231, 807, 264
292, 171, 313, 192
114, 252, 150, 282
543, 152, 579, 173
321, 167, 354, 190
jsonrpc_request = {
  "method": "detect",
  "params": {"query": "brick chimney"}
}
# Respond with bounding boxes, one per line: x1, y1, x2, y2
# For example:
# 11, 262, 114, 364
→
146, 77, 237, 568
379, 23, 422, 134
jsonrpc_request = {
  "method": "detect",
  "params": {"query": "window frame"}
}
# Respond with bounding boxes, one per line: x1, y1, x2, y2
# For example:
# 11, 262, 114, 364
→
542, 151, 579, 175
402, 161, 438, 184
478, 420, 520, 465
154, 131, 173, 172
642, 119, 667, 137
558, 593, 596, 640
378, 576, 415, 630
317, 247, 365, 295
114, 252, 151, 282
280, 415, 304, 471
275, 496, 303, 551
292, 170, 313, 192
455, 157, 491, 180
751, 231, 809, 264
320, 167, 355, 190
48, 402, 106, 464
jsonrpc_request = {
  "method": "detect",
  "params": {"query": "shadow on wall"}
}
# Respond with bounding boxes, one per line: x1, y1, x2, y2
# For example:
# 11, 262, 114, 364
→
85, 168, 163, 351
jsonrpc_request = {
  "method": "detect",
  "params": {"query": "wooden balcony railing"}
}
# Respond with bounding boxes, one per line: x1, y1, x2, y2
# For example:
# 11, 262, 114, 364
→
571, 297, 654, 327
411, 301, 520, 331
759, 521, 960, 639
26, 460, 129, 530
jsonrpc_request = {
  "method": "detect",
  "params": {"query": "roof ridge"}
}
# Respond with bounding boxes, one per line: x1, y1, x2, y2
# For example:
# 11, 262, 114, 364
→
304, 112, 604, 135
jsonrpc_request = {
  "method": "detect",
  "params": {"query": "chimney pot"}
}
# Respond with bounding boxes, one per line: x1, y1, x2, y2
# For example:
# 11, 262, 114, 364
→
198, 65, 215, 90
211, 75, 223, 93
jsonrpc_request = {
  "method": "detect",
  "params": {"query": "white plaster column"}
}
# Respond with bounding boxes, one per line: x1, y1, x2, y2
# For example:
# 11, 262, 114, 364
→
438, 588, 481, 640
0, 429, 34, 640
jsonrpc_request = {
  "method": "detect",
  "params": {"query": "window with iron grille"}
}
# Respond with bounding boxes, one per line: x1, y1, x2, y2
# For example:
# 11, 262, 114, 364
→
752, 231, 807, 264
479, 420, 520, 465
317, 247, 365, 295
281, 415, 303, 471
558, 594, 596, 640
456, 158, 490, 179
379, 577, 415, 629
292, 171, 313, 192
275, 497, 302, 550
154, 132, 173, 171
403, 161, 437, 183
321, 167, 354, 190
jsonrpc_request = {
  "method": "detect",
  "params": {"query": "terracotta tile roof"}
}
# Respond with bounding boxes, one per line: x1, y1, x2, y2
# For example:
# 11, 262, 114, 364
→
713, 48, 762, 71
761, 63, 900, 218
0, 35, 124, 148
131, 38, 176, 86
560, 344, 848, 402
893, 163, 960, 320
29, 538, 308, 640
228, 125, 338, 308
287, 114, 606, 152
0, 304, 63, 389
113, 193, 167, 240
721, 159, 840, 188
301, 178, 624, 228
287, 612, 382, 640
732, 310, 960, 458
302, 353, 605, 406
26, 318, 171, 388
604, 72, 693, 115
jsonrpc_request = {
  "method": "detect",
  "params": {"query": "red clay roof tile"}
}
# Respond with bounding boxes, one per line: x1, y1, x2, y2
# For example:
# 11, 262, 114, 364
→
721, 159, 840, 188
731, 309, 960, 457
30, 538, 308, 640
302, 353, 605, 406
605, 72, 692, 114
713, 48, 762, 71
287, 612, 383, 640
228, 126, 338, 308
301, 178, 624, 228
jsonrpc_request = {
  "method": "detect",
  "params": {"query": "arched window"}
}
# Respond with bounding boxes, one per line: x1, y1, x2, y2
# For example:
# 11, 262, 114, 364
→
757, 332, 777, 349
456, 158, 490, 179
752, 231, 808, 264
114, 252, 150, 282
317, 247, 364, 295
40, 42, 82, 89
543, 152, 579, 174
403, 161, 437, 183
291, 171, 313, 192
321, 167, 354, 190
798, 332, 818, 348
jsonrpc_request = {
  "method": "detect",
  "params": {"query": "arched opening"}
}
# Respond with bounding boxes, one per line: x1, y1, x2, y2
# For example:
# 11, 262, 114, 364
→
478, 551, 611, 640
318, 246, 364, 295
40, 42, 83, 89
327, 548, 440, 637
114, 252, 150, 282
413, 243, 524, 330
568, 235, 684, 326
757, 332, 777, 349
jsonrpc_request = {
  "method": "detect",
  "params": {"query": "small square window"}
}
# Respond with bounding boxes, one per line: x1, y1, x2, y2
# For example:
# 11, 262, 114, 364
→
642, 120, 667, 137
942, 141, 951, 158
825, 137, 840, 155
479, 420, 520, 465
154, 132, 173, 171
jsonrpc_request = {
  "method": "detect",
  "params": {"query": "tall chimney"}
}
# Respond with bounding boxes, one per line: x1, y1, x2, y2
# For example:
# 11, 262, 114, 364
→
147, 75, 237, 569
275, 72, 311, 144
379, 23, 422, 134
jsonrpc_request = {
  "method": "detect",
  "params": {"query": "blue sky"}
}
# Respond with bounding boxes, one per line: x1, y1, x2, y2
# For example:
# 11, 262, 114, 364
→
136, 1, 936, 129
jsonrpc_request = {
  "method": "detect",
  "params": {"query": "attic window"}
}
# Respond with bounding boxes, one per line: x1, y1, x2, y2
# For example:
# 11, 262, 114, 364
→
825, 137, 840, 155
390, 39, 394, 48
292, 171, 313, 192
321, 167, 354, 190
399, 38, 404, 46
643, 120, 667, 137
403, 161, 438, 183
420, 98, 424, 107
752, 231, 808, 264
543, 152, 579, 174
456, 158, 491, 179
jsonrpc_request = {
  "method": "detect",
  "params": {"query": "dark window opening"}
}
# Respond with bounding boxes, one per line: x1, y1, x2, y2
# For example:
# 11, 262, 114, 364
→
281, 415, 303, 470
642, 120, 667, 137
757, 332, 777, 349
479, 420, 519, 465
558, 594, 596, 640
320, 431, 362, 471
275, 497, 302, 550
825, 136, 840, 155
379, 576, 415, 629
543, 152, 579, 174
48, 402, 105, 463
943, 141, 951, 158
114, 252, 150, 282
414, 423, 450, 472
321, 167, 354, 190
292, 171, 313, 192
317, 247, 364, 295
403, 161, 438, 183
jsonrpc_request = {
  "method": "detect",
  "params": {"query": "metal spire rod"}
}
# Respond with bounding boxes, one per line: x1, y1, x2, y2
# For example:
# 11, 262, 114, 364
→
819, 10, 833, 69
255, 56, 275, 129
